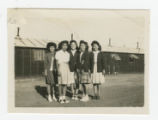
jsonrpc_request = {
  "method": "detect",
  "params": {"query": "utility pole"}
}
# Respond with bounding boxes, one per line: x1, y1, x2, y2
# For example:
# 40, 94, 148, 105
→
71, 33, 73, 40
108, 38, 112, 47
17, 27, 20, 37
136, 42, 139, 49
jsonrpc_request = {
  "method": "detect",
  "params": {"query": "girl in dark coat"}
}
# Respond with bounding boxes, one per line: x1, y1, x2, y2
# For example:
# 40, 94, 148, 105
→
78, 40, 91, 102
44, 42, 57, 102
68, 40, 80, 100
90, 41, 106, 99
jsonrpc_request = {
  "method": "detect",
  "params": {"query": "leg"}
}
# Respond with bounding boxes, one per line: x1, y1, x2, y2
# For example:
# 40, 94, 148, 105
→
108, 65, 110, 75
58, 84, 62, 100
63, 85, 67, 97
96, 84, 100, 99
80, 84, 89, 102
71, 84, 75, 99
82, 84, 86, 96
47, 85, 52, 102
63, 85, 70, 103
51, 85, 57, 101
47, 84, 51, 95
93, 84, 97, 99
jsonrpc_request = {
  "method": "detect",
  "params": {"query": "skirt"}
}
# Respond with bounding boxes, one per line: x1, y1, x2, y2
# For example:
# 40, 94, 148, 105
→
91, 63, 105, 84
58, 63, 74, 85
45, 70, 56, 85
80, 71, 91, 84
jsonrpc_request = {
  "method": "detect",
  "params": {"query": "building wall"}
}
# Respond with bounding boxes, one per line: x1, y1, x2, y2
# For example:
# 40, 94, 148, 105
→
104, 52, 144, 73
15, 47, 45, 77
15, 47, 144, 78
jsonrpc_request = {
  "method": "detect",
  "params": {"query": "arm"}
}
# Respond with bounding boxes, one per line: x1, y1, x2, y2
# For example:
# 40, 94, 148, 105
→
101, 52, 106, 75
87, 52, 91, 73
44, 53, 48, 76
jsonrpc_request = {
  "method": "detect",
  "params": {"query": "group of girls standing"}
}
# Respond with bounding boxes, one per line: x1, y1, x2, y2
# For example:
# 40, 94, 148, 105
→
44, 40, 106, 104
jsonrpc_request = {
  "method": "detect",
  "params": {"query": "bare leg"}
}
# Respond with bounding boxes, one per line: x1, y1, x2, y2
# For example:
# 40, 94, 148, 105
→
58, 84, 62, 99
97, 84, 100, 98
82, 84, 87, 96
47, 85, 52, 102
71, 84, 75, 98
93, 84, 97, 97
63, 85, 70, 103
51, 86, 57, 101
63, 85, 67, 97
47, 85, 51, 96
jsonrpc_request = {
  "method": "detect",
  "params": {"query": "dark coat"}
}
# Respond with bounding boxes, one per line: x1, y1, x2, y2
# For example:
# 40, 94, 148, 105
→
44, 52, 56, 71
68, 50, 79, 72
89, 51, 106, 73
77, 51, 90, 72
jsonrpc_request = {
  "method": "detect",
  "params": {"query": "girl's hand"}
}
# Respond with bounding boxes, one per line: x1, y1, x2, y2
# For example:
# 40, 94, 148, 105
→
102, 70, 106, 76
76, 69, 80, 73
81, 69, 84, 73
81, 60, 84, 64
88, 70, 91, 76
44, 70, 47, 76
58, 71, 61, 76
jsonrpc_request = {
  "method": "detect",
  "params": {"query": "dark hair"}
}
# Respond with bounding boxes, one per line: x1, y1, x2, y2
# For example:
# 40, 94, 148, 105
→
46, 42, 57, 52
69, 40, 78, 50
91, 40, 101, 51
58, 40, 69, 50
79, 40, 89, 51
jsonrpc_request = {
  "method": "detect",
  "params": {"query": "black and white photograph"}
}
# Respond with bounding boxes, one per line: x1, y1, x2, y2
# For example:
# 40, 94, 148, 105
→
7, 8, 149, 113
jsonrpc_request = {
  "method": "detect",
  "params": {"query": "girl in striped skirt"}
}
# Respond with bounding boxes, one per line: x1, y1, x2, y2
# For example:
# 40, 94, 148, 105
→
44, 42, 57, 102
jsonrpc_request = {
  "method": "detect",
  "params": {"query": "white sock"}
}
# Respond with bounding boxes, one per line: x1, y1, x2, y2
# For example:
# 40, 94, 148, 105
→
63, 96, 65, 99
59, 96, 63, 100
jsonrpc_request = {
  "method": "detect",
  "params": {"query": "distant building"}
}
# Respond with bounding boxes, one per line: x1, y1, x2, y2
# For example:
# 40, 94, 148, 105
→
14, 31, 144, 78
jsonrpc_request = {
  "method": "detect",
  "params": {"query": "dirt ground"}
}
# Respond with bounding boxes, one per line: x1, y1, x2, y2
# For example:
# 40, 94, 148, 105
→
15, 73, 144, 107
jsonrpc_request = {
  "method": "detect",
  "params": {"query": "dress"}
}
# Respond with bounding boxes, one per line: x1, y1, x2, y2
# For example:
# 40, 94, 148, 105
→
91, 51, 105, 84
55, 50, 74, 85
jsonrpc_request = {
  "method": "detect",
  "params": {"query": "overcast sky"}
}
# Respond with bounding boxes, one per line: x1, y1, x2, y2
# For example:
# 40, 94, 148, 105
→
8, 9, 149, 49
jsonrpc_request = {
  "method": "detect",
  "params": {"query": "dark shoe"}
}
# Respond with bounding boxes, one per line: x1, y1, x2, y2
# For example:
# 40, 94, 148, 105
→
96, 96, 100, 100
63, 99, 70, 103
93, 96, 97, 100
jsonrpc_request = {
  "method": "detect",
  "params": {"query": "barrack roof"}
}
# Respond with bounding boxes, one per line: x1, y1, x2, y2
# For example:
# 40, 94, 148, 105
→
14, 37, 144, 54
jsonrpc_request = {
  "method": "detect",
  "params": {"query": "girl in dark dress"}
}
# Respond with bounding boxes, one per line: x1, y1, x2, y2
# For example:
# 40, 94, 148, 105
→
68, 40, 80, 100
44, 42, 57, 102
78, 40, 91, 102
90, 41, 106, 100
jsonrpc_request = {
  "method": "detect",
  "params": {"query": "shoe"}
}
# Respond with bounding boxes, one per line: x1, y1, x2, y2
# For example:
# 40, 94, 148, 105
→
59, 99, 64, 104
96, 96, 100, 100
63, 99, 70, 103
48, 95, 53, 102
74, 96, 79, 100
93, 96, 97, 100
85, 95, 89, 101
72, 96, 75, 100
53, 95, 57, 101
80, 95, 89, 102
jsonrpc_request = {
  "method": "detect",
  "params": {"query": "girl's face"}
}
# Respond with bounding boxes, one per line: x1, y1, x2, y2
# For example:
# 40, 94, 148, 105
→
71, 42, 77, 50
49, 46, 55, 52
92, 44, 99, 51
80, 43, 86, 52
62, 43, 68, 51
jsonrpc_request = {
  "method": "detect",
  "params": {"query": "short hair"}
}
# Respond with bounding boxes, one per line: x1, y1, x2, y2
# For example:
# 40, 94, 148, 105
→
46, 42, 57, 52
58, 40, 69, 50
79, 40, 89, 51
91, 40, 101, 51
